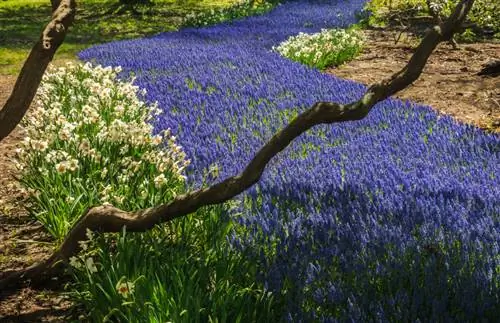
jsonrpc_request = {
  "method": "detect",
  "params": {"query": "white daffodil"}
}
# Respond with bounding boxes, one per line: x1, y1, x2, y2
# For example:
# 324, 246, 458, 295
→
85, 257, 98, 273
55, 162, 68, 174
116, 280, 135, 298
69, 256, 81, 269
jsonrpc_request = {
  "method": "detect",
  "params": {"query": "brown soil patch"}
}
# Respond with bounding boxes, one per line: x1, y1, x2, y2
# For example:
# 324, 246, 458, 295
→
0, 77, 72, 322
328, 30, 500, 132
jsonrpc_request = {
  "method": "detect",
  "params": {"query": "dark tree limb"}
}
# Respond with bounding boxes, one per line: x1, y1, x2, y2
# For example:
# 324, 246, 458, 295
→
0, 0, 76, 142
51, 0, 62, 12
0, 0, 475, 289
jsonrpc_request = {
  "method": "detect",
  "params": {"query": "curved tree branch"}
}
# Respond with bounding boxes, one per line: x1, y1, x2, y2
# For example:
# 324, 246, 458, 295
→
51, 0, 62, 12
0, 0, 475, 289
0, 0, 76, 142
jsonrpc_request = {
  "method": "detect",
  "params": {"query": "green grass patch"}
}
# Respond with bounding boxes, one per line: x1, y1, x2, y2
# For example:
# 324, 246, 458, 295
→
0, 0, 239, 75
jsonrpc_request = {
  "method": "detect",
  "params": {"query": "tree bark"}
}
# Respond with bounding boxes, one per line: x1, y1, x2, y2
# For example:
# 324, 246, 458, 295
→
0, 0, 475, 289
425, 0, 459, 48
51, 0, 61, 12
0, 0, 76, 142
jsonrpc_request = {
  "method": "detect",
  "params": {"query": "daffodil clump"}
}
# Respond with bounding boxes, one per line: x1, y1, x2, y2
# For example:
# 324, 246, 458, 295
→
66, 204, 277, 321
273, 28, 363, 70
182, 0, 275, 27
15, 62, 190, 240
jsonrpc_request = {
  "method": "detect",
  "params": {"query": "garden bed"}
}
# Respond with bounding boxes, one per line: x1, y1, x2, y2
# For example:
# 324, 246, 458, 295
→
1, 0, 499, 321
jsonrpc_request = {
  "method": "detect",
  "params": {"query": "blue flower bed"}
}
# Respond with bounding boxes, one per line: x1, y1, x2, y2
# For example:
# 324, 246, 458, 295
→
79, 0, 500, 320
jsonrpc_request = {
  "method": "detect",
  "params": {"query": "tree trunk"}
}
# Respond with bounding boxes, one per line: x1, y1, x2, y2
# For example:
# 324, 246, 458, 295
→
51, 0, 60, 12
0, 0, 76, 142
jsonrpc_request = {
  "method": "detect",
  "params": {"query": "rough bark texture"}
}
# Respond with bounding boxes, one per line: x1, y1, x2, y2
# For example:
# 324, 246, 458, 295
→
425, 0, 458, 48
0, 0, 76, 142
0, 0, 475, 289
51, 0, 61, 12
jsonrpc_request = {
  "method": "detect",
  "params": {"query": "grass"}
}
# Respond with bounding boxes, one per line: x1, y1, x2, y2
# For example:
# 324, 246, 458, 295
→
0, 0, 238, 75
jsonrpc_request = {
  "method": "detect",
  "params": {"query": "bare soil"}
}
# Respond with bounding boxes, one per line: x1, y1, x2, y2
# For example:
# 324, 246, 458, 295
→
328, 29, 500, 132
0, 32, 498, 321
0, 76, 72, 322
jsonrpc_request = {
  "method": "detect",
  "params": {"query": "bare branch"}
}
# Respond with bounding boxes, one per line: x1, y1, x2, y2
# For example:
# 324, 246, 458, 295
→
51, 0, 62, 12
0, 0, 76, 142
0, 0, 475, 289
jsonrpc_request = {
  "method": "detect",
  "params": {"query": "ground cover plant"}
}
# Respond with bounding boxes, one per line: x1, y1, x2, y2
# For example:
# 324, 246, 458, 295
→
182, 0, 276, 27
75, 0, 500, 320
3, 0, 499, 321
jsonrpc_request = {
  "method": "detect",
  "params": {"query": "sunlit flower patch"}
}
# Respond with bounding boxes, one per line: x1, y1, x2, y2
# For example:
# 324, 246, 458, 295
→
182, 0, 275, 27
274, 28, 363, 69
16, 62, 190, 240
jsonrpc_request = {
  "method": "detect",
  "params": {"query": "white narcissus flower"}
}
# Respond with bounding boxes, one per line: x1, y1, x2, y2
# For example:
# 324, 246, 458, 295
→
154, 174, 167, 188
114, 105, 125, 115
69, 256, 81, 269
119, 145, 129, 155
100, 168, 108, 179
116, 280, 135, 298
55, 114, 67, 126
85, 228, 94, 241
78, 240, 88, 251
152, 135, 162, 146
33, 140, 49, 152
85, 257, 98, 273
114, 195, 125, 204
55, 162, 68, 174
59, 129, 71, 141
79, 139, 91, 153
68, 159, 79, 172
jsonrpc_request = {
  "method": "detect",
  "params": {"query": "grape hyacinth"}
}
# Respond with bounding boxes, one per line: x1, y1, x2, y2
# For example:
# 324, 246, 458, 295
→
79, 0, 500, 320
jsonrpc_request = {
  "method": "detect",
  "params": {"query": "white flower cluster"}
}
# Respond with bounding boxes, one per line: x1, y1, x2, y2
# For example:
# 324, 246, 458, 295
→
70, 228, 136, 299
69, 229, 99, 273
15, 62, 191, 236
183, 0, 273, 27
428, 0, 446, 13
273, 28, 363, 69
